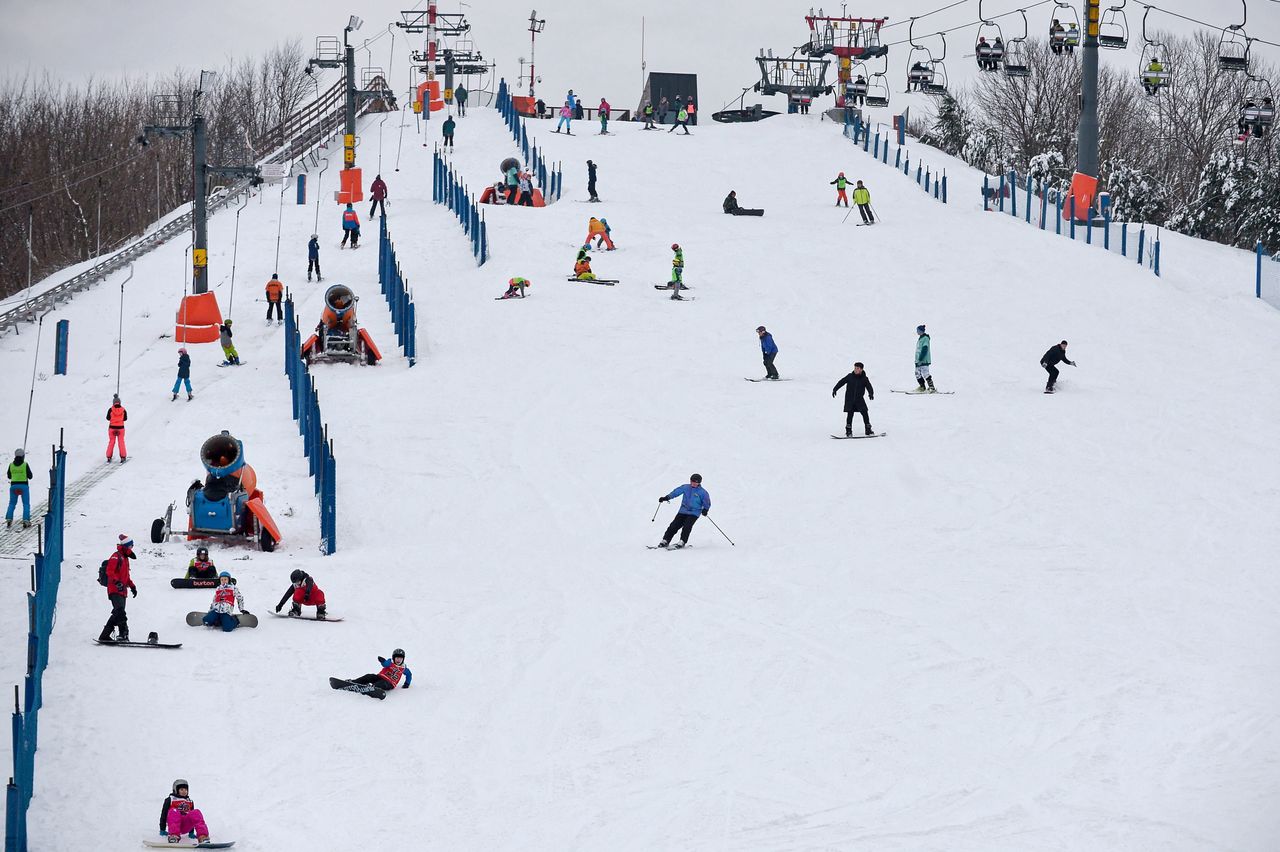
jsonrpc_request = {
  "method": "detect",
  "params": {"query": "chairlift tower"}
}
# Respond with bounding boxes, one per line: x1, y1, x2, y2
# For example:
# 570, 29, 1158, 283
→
308, 16, 393, 164
399, 7, 474, 107
140, 71, 261, 296
1068, 0, 1103, 222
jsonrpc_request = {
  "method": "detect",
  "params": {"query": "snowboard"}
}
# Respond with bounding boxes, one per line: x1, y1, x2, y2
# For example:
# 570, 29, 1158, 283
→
186, 611, 258, 628
142, 840, 235, 849
271, 611, 344, 622
216, 362, 245, 368
94, 638, 182, 649
566, 278, 618, 285
890, 389, 954, 395
171, 578, 219, 589
745, 378, 792, 382
830, 433, 887, 439
329, 676, 386, 700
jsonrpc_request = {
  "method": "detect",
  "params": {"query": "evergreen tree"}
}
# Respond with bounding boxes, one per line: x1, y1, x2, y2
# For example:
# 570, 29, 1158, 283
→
924, 93, 971, 157
1104, 157, 1169, 224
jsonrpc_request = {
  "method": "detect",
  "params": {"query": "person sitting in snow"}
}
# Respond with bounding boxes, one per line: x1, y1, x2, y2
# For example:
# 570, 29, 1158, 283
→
200, 572, 250, 631
573, 247, 597, 280
347, 649, 412, 692
158, 779, 212, 845
185, 546, 218, 581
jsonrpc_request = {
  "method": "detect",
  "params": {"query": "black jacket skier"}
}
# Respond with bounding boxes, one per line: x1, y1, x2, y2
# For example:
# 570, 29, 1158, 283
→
832, 363, 875, 436
587, 160, 599, 201
1040, 340, 1075, 391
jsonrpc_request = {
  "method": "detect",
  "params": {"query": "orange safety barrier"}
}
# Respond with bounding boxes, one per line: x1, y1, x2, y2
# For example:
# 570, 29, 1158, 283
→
512, 96, 538, 116
175, 293, 223, 344
337, 167, 364, 205
1064, 172, 1098, 222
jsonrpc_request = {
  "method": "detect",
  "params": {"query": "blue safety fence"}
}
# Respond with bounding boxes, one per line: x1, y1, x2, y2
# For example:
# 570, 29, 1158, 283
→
843, 116, 948, 204
6, 437, 67, 852
378, 217, 418, 365
1256, 243, 1280, 310
494, 79, 563, 203
983, 169, 1161, 277
283, 297, 337, 555
432, 150, 489, 265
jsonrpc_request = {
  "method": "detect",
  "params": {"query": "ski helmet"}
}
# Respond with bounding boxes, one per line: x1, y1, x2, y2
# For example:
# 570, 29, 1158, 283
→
690, 473, 702, 483
290, 569, 307, 584
196, 547, 209, 559
218, 571, 231, 580
13, 448, 22, 458
391, 648, 406, 661
671, 243, 680, 251
172, 779, 189, 796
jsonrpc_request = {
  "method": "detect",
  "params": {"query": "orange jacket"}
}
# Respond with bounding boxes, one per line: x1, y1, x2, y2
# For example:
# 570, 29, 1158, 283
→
265, 279, 283, 301
574, 259, 592, 275
587, 219, 605, 235
107, 404, 127, 429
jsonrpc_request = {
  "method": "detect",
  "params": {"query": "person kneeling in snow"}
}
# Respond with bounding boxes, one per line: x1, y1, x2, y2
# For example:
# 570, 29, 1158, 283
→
573, 247, 597, 280
499, 277, 530, 299
350, 649, 412, 691
201, 572, 250, 631
276, 569, 327, 619
159, 779, 211, 845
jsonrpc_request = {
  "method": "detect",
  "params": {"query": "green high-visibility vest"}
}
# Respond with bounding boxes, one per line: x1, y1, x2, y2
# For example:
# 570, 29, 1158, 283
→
8, 462, 30, 484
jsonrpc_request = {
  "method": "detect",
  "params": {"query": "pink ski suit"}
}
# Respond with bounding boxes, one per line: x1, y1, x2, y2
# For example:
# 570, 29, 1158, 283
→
162, 796, 209, 839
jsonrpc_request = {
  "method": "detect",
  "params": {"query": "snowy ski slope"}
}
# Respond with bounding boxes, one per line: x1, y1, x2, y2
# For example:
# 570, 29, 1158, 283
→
2, 104, 1279, 851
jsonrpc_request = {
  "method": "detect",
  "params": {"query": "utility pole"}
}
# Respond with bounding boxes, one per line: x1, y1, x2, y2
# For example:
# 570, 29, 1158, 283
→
528, 11, 546, 99
1068, 0, 1102, 222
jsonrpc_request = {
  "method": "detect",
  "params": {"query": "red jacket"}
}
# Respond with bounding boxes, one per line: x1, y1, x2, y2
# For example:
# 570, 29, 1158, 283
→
370, 178, 388, 200
106, 548, 135, 596
107, 404, 127, 429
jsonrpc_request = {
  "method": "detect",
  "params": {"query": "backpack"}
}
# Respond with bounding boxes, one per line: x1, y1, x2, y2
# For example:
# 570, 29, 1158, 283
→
97, 559, 109, 587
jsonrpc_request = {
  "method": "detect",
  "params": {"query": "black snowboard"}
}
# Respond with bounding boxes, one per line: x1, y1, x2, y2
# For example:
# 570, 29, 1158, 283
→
329, 676, 386, 700
171, 578, 219, 589
94, 638, 182, 649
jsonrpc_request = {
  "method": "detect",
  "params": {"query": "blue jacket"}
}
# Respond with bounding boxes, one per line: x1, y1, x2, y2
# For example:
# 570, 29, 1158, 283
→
665, 484, 710, 516
760, 333, 777, 355
308, 237, 320, 259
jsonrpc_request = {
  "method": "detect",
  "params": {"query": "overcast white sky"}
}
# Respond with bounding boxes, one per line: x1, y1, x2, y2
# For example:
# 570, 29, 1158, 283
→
4, 1, 1279, 110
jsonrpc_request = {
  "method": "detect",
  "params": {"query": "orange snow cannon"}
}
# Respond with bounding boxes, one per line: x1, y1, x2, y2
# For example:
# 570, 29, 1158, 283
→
301, 284, 382, 365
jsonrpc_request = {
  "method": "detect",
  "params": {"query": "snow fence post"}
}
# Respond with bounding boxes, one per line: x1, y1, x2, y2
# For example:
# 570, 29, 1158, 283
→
324, 447, 336, 555
894, 147, 901, 169
873, 132, 880, 160
1025, 176, 1032, 224
406, 300, 417, 366
983, 176, 990, 211
924, 169, 931, 194
1137, 227, 1146, 266
999, 174, 1006, 213
882, 140, 889, 164
1103, 206, 1111, 251
942, 173, 948, 204
1086, 212, 1093, 245
1153, 235, 1161, 277
1258, 242, 1265, 298
1010, 171, 1018, 218
1040, 185, 1048, 230
1069, 196, 1077, 240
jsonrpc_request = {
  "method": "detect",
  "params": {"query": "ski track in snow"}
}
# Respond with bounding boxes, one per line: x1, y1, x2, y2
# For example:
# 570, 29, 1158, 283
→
1, 106, 1279, 851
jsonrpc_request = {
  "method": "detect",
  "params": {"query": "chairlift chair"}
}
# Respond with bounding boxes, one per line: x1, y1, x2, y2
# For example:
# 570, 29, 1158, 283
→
1218, 31, 1250, 72
1138, 10, 1169, 95
1001, 10, 1032, 78
865, 73, 891, 108
1098, 2, 1129, 50
1241, 75, 1276, 137
923, 33, 950, 96
975, 0, 1003, 72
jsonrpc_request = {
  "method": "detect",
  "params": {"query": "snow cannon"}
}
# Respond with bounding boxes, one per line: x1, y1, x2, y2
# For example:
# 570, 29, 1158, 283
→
150, 430, 282, 552
301, 284, 382, 365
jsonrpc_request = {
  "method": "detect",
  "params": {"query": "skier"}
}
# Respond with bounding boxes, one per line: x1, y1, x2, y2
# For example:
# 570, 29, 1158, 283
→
5, 448, 31, 529
307, 234, 321, 282
535, 97, 546, 118
757, 326, 780, 380
369, 174, 388, 217
658, 95, 670, 124
668, 106, 691, 134
555, 101, 573, 134
656, 474, 711, 549
991, 37, 1006, 67
455, 84, 468, 116
667, 243, 685, 297
593, 218, 614, 250
908, 61, 930, 91
97, 534, 138, 643
185, 546, 217, 581
275, 569, 327, 619
853, 180, 874, 224
586, 160, 599, 202
265, 274, 284, 323
158, 779, 211, 846
598, 97, 611, 133
340, 203, 360, 248
573, 247, 597, 281
686, 100, 696, 123
642, 101, 656, 129
1040, 340, 1075, 393
832, 362, 876, 436
442, 115, 456, 149
347, 649, 412, 692
585, 217, 615, 250
499, 277, 530, 299
201, 572, 250, 631
914, 325, 936, 392
517, 169, 534, 207
105, 394, 128, 462
830, 172, 849, 207
171, 348, 193, 401
218, 319, 240, 366
977, 37, 994, 71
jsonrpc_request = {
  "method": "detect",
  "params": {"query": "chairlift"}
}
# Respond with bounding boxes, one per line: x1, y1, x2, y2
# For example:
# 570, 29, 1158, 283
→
923, 33, 950, 96
1098, 1, 1129, 50
843, 60, 871, 107
975, 0, 1004, 72
1218, 2, 1250, 72
906, 17, 936, 92
865, 55, 891, 108
1138, 8, 1169, 96
1240, 74, 1276, 138
1002, 10, 1032, 78
1050, 0, 1080, 53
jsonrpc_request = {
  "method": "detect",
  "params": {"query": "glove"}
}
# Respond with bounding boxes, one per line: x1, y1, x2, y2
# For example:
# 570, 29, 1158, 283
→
869, 395, 874, 401
659, 497, 669, 503
701, 510, 708, 517
275, 603, 283, 613
240, 609, 251, 615
831, 390, 837, 398
130, 585, 138, 598
1069, 360, 1077, 367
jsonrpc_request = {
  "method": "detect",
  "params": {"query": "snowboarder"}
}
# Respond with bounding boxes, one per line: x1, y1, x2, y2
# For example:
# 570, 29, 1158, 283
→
658, 96, 670, 124
158, 779, 211, 845
307, 234, 321, 282
757, 326, 780, 380
830, 172, 849, 207
5, 448, 32, 529
642, 101, 656, 129
499, 277, 530, 299
586, 160, 599, 202
853, 180, 874, 223
276, 569, 327, 619
668, 106, 691, 134
201, 572, 250, 631
265, 274, 284, 322
598, 97, 611, 133
369, 174, 388, 217
556, 101, 573, 134
656, 474, 711, 549
914, 325, 936, 392
171, 348, 193, 401
442, 115, 456, 149
668, 243, 685, 297
1041, 340, 1076, 393
106, 394, 128, 461
723, 191, 764, 216
455, 84, 468, 116
832, 362, 876, 436
585, 217, 615, 250
573, 247, 597, 280
341, 203, 360, 248
185, 546, 217, 581
347, 649, 412, 691
98, 534, 138, 643
218, 320, 240, 366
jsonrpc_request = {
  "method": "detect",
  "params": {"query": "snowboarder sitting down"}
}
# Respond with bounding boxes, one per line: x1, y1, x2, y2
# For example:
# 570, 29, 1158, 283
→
185, 546, 217, 580
276, 569, 327, 619
159, 779, 211, 845
574, 248, 596, 280
201, 572, 250, 631
351, 649, 412, 692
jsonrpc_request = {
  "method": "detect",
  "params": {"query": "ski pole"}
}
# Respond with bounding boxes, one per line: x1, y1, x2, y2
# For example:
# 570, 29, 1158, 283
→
651, 503, 662, 522
842, 204, 854, 225
870, 204, 883, 224
705, 515, 735, 546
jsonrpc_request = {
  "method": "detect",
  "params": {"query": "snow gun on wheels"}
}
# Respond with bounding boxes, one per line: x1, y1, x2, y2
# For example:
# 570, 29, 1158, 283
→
301, 284, 382, 366
151, 431, 282, 552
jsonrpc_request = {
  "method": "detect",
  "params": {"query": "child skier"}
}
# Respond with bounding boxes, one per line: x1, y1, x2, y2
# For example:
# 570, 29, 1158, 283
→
265, 274, 284, 323
585, 217, 615, 250
201, 572, 251, 631
307, 234, 321, 282
757, 326, 780, 380
914, 325, 936, 392
656, 474, 711, 549
499, 277, 530, 299
668, 243, 686, 298
106, 394, 128, 462
586, 160, 599, 201
517, 169, 534, 206
185, 546, 217, 581
275, 568, 327, 619
668, 106, 691, 134
348, 649, 412, 691
171, 348, 193, 401
598, 97, 610, 133
830, 172, 849, 207
340, 203, 360, 248
573, 248, 597, 281
555, 101, 573, 134
5, 448, 31, 529
832, 362, 876, 436
158, 779, 211, 845
218, 320, 239, 366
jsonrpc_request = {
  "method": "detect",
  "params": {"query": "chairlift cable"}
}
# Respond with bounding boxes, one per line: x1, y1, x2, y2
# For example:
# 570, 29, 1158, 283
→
877, 0, 1056, 50
0, 150, 149, 216
879, 0, 971, 31
1140, 2, 1280, 49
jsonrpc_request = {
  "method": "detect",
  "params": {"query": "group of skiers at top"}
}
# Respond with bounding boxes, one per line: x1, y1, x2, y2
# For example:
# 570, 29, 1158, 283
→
551, 90, 617, 135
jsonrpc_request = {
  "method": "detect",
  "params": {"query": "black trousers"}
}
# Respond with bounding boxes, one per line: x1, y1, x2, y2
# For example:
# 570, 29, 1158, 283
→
341, 230, 359, 247
307, 258, 320, 279
588, 180, 598, 200
663, 513, 699, 544
102, 594, 129, 639
266, 300, 282, 320
1043, 362, 1059, 387
763, 352, 779, 378
353, 674, 394, 689
517, 190, 534, 207
369, 198, 386, 218
845, 400, 871, 431
858, 204, 874, 224
443, 134, 454, 148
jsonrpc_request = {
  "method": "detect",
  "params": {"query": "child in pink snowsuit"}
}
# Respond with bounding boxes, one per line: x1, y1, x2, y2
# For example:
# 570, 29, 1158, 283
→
105, 394, 127, 462
159, 779, 210, 844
